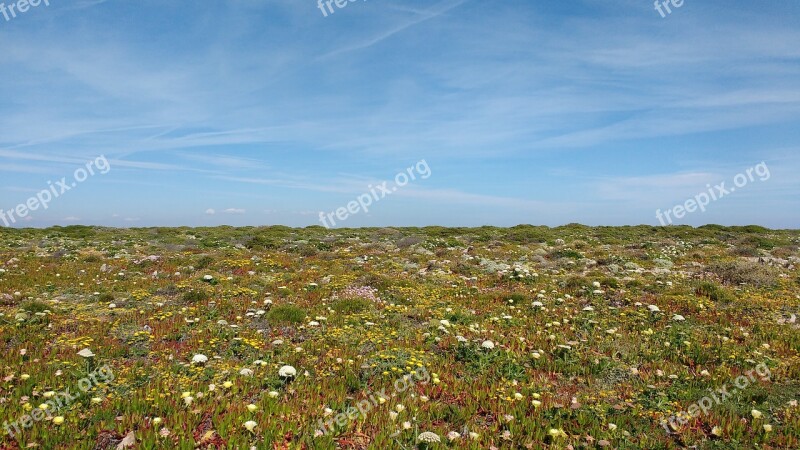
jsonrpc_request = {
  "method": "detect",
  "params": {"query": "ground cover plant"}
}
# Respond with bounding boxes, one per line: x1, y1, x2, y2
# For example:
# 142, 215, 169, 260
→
0, 225, 798, 449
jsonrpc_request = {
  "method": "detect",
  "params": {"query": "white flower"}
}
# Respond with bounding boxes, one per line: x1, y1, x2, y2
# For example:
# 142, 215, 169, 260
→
203, 275, 214, 281
268, 391, 279, 398
440, 319, 451, 327
278, 365, 297, 378
244, 420, 257, 432
239, 368, 254, 377
417, 432, 441, 443
672, 314, 686, 322
447, 431, 461, 441
77, 348, 95, 358
191, 354, 208, 364
751, 409, 763, 419
481, 340, 495, 350
648, 305, 661, 312
583, 306, 594, 311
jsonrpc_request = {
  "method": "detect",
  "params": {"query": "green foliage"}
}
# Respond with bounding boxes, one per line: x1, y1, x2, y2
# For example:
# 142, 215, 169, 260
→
696, 281, 735, 303
97, 293, 115, 303
710, 261, 779, 288
182, 289, 209, 303
266, 304, 307, 324
195, 255, 215, 270
331, 297, 372, 314
20, 299, 49, 313
550, 248, 583, 259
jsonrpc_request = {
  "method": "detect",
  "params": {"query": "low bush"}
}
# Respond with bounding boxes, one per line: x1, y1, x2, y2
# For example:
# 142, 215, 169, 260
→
710, 261, 779, 288
266, 304, 307, 324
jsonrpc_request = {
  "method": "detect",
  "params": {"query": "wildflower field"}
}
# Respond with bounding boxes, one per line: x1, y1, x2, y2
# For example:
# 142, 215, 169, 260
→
0, 224, 798, 449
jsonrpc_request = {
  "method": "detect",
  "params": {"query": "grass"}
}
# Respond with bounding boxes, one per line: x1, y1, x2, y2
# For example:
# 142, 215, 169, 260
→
0, 225, 797, 449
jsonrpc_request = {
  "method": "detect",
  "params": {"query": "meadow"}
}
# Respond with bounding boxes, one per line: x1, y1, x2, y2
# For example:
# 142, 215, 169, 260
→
0, 224, 798, 449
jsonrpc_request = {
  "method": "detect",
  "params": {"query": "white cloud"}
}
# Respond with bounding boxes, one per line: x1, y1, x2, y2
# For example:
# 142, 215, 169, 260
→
223, 208, 246, 214
205, 208, 216, 215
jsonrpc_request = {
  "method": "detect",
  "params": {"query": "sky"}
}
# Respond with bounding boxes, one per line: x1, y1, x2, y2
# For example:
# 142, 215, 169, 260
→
0, 0, 798, 229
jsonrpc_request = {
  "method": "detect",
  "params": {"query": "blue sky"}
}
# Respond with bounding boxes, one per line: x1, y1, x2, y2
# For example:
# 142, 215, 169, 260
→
1, 0, 798, 228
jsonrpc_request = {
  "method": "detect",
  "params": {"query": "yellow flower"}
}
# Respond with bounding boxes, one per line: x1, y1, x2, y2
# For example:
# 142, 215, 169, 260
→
53, 416, 65, 425
763, 424, 773, 432
751, 409, 763, 419
247, 404, 257, 412
223, 381, 233, 389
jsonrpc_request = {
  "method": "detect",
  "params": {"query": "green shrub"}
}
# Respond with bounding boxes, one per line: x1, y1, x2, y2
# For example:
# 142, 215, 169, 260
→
97, 293, 115, 303
710, 261, 779, 288
182, 290, 209, 303
21, 299, 49, 313
600, 277, 620, 289
550, 249, 583, 260
331, 297, 371, 314
266, 304, 307, 324
562, 276, 589, 292
730, 245, 759, 257
245, 235, 282, 250
195, 256, 215, 270
696, 281, 735, 303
